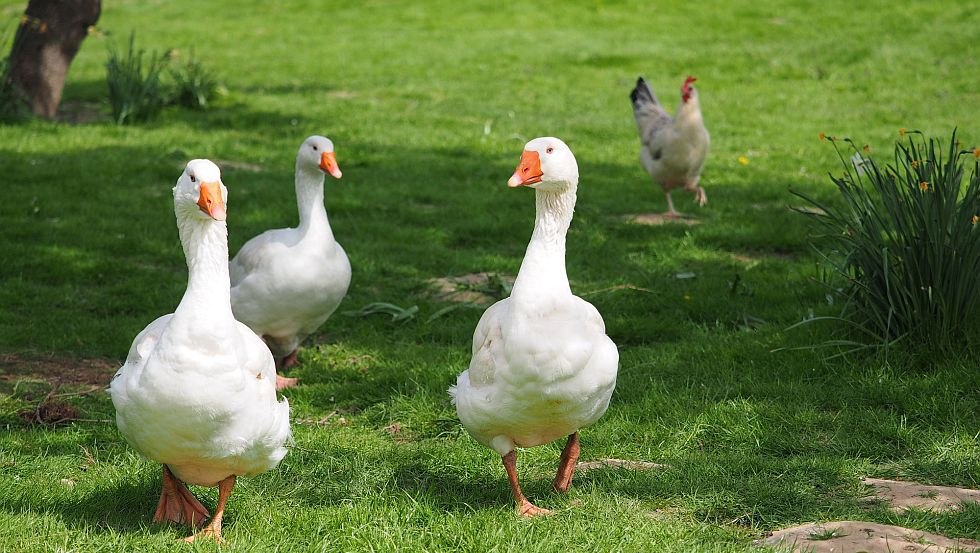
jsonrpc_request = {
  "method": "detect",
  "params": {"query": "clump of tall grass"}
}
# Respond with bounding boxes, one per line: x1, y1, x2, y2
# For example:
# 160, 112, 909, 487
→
793, 130, 980, 357
105, 33, 169, 125
169, 49, 219, 110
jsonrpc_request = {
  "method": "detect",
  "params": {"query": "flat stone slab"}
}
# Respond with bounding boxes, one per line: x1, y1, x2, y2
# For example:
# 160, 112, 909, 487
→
575, 458, 667, 473
760, 521, 979, 552
427, 273, 515, 305
863, 477, 980, 512
624, 213, 700, 226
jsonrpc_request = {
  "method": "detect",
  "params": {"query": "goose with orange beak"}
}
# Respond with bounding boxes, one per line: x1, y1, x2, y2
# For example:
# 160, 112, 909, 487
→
110, 159, 292, 543
451, 137, 619, 516
230, 135, 351, 389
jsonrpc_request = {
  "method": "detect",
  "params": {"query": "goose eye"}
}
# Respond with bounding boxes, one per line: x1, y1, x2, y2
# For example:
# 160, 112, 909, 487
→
312, 145, 318, 151
190, 175, 196, 182
546, 147, 554, 154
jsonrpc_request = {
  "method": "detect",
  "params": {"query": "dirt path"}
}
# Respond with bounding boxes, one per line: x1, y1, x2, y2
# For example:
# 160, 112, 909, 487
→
0, 352, 118, 387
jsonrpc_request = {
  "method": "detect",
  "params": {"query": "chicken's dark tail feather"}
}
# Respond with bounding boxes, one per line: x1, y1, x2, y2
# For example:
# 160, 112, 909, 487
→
630, 77, 659, 108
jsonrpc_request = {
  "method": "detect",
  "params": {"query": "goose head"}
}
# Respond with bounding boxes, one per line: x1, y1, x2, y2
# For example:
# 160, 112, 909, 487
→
507, 137, 578, 193
297, 135, 342, 179
173, 159, 227, 221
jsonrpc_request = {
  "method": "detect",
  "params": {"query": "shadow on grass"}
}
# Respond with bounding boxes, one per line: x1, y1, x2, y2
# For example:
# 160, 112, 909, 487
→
0, 475, 163, 534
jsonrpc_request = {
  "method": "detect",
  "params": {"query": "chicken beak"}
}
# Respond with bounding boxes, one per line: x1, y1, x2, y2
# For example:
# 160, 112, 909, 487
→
319, 151, 342, 179
197, 180, 226, 221
507, 150, 543, 187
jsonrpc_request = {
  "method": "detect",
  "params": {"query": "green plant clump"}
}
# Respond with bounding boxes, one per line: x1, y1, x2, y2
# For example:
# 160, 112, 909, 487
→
169, 51, 219, 110
105, 33, 169, 125
795, 130, 980, 356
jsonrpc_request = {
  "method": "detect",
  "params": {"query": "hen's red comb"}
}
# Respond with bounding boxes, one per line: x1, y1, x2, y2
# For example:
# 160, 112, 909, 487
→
683, 76, 697, 90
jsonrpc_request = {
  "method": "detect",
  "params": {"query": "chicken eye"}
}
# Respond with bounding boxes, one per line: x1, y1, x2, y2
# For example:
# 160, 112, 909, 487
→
546, 147, 554, 154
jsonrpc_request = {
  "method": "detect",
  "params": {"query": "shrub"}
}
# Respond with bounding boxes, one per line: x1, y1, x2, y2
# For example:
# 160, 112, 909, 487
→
793, 130, 980, 356
169, 51, 219, 110
105, 33, 169, 125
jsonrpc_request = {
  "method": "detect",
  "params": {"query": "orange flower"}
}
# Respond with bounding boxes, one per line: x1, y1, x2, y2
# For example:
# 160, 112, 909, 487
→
862, 144, 871, 154
919, 181, 929, 191
974, 147, 980, 159
818, 132, 826, 142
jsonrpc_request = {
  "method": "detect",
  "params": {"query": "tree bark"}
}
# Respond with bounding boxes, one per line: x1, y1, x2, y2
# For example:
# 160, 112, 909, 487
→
5, 0, 101, 119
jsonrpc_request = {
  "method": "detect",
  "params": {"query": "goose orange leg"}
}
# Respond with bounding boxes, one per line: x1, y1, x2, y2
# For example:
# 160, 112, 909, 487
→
184, 475, 235, 543
552, 432, 580, 493
153, 465, 209, 529
275, 373, 299, 390
262, 337, 298, 389
502, 451, 552, 517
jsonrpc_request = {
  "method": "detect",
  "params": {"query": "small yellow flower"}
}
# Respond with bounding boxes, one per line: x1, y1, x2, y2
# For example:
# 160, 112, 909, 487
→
899, 128, 907, 137
818, 132, 826, 142
862, 144, 871, 154
683, 294, 691, 301
972, 215, 979, 225
919, 181, 929, 192
911, 160, 920, 169
974, 147, 980, 159
738, 156, 750, 166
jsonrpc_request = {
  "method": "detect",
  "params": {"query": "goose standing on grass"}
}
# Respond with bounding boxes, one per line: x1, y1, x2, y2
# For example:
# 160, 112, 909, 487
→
110, 160, 291, 543
450, 137, 619, 516
229, 136, 350, 389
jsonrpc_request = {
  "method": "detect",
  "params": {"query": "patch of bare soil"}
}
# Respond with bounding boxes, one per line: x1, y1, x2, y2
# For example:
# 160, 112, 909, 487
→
0, 353, 118, 387
575, 458, 667, 473
759, 521, 979, 553
730, 251, 796, 264
427, 272, 515, 305
55, 100, 107, 124
863, 477, 980, 512
624, 213, 701, 226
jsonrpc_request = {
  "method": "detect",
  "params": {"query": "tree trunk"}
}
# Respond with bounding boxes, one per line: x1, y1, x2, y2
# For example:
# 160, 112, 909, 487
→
6, 0, 101, 119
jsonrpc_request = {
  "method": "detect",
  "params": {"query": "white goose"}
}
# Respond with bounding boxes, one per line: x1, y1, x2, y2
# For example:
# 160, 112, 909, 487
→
450, 137, 619, 516
229, 135, 350, 389
110, 160, 291, 543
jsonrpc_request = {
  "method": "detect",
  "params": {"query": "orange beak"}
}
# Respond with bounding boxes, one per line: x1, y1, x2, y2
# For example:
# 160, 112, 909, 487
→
197, 180, 226, 221
319, 151, 342, 179
507, 150, 543, 187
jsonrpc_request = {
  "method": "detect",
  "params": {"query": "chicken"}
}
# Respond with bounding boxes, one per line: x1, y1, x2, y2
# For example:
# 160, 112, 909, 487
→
630, 76, 710, 217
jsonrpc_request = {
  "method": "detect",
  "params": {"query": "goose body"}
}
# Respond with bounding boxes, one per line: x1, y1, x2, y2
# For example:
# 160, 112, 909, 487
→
110, 160, 291, 542
451, 137, 619, 516
230, 136, 349, 387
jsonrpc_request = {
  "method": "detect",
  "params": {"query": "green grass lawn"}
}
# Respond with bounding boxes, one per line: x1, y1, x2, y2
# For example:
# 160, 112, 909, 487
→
1, 0, 978, 550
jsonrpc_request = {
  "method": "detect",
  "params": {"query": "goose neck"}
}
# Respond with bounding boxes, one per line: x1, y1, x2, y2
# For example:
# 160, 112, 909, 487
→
174, 214, 233, 321
295, 165, 334, 240
512, 188, 575, 300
